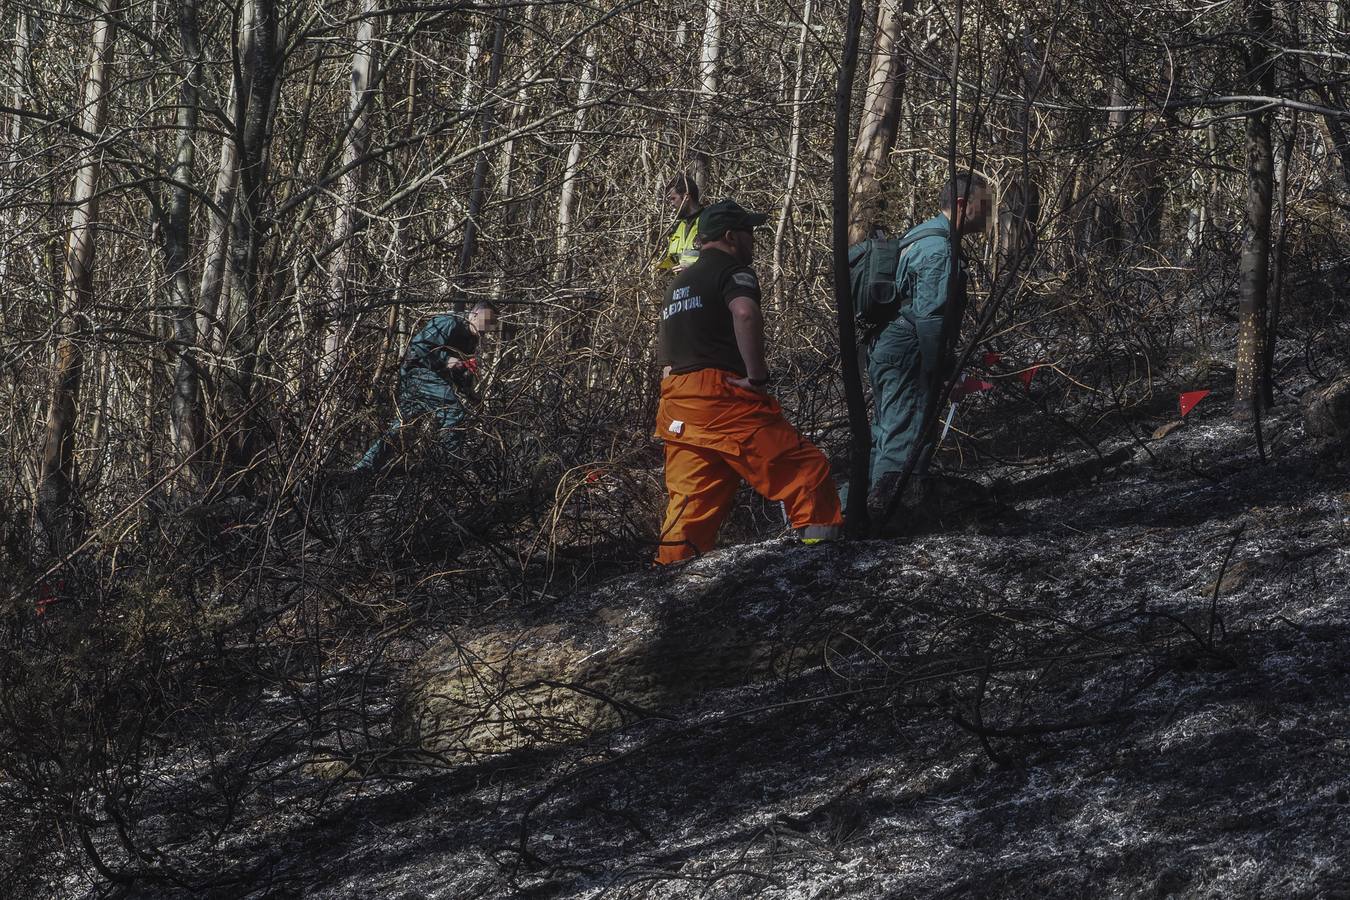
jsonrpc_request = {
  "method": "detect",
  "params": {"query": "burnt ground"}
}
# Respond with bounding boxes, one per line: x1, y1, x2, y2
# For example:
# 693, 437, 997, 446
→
31, 397, 1350, 899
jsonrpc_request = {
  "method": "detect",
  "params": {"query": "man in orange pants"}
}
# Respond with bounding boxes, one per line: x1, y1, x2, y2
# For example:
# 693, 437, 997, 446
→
654, 199, 843, 565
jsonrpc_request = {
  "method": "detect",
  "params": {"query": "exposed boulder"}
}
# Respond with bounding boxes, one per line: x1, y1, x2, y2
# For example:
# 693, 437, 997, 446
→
396, 544, 849, 758
1302, 374, 1350, 448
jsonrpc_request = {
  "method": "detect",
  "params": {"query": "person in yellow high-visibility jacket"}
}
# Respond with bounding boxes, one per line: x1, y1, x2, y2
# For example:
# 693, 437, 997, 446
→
656, 174, 704, 274
653, 199, 843, 564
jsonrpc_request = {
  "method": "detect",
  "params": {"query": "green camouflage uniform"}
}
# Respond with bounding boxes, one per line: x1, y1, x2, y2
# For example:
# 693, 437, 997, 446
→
357, 314, 479, 472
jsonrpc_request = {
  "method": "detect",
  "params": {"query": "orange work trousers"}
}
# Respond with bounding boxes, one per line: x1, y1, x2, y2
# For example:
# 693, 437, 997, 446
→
653, 368, 843, 565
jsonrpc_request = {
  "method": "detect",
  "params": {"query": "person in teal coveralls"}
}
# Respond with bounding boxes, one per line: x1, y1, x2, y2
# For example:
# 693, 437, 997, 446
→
356, 300, 498, 472
865, 173, 993, 515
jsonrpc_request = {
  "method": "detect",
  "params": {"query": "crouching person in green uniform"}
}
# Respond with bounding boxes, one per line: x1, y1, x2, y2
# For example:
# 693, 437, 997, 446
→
356, 300, 498, 472
865, 172, 992, 518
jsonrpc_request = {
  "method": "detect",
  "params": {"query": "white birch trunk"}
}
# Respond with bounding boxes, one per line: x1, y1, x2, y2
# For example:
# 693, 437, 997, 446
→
554, 42, 597, 284
323, 0, 380, 376
848, 0, 913, 244
37, 0, 123, 547
198, 80, 240, 355
498, 4, 542, 233
461, 28, 481, 113
771, 0, 814, 296
691, 0, 722, 191
2, 10, 31, 288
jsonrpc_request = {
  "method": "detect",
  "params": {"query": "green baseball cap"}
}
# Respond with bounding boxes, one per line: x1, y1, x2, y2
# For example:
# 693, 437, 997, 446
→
698, 199, 769, 238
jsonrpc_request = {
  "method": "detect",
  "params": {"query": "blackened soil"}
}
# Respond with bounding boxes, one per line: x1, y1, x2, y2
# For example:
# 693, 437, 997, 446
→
36, 403, 1350, 899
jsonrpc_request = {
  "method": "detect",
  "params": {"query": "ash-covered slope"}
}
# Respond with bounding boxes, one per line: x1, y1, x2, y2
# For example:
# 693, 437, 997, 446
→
42, 403, 1347, 899
227, 406, 1350, 899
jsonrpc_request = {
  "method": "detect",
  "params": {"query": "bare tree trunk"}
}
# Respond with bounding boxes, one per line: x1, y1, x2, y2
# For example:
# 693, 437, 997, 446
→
3, 8, 29, 148
848, 0, 914, 244
323, 0, 380, 376
690, 0, 721, 192
1093, 75, 1130, 253
771, 0, 814, 296
36, 0, 123, 551
497, 15, 539, 245
1312, 83, 1350, 189
1234, 0, 1275, 417
554, 42, 596, 285
460, 27, 481, 113
1185, 118, 1209, 258
996, 37, 1041, 267
834, 0, 871, 535
1, 9, 32, 288
198, 79, 240, 355
458, 17, 506, 283
1262, 109, 1296, 406
219, 0, 280, 482
167, 0, 204, 486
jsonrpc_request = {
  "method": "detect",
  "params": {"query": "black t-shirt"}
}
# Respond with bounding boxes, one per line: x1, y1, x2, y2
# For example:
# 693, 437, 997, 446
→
657, 248, 762, 376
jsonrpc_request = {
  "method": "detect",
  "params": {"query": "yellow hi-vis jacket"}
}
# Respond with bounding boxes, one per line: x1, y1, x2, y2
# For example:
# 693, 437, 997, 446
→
657, 214, 701, 272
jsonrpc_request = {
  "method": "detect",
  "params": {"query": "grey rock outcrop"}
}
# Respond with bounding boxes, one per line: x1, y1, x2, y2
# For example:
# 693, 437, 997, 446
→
1302, 374, 1350, 448
396, 544, 846, 758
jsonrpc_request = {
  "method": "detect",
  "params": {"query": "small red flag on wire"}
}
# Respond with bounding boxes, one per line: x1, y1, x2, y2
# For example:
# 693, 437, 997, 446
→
951, 376, 995, 400
1179, 389, 1211, 417
1019, 365, 1042, 387
35, 579, 64, 617
982, 351, 1002, 367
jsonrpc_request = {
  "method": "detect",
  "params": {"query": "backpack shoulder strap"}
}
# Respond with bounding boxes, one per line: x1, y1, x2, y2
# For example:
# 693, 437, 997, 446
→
895, 225, 949, 255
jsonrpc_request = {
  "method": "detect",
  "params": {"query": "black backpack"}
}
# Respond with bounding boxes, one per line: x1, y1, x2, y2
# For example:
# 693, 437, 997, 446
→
849, 225, 948, 326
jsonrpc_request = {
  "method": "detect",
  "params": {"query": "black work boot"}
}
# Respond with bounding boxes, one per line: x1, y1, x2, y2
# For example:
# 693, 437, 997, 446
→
866, 471, 900, 527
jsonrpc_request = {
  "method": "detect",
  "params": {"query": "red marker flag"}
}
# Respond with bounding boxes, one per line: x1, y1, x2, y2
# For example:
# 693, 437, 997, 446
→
35, 579, 64, 617
951, 376, 995, 400
982, 351, 1002, 367
1179, 389, 1210, 417
1019, 365, 1042, 387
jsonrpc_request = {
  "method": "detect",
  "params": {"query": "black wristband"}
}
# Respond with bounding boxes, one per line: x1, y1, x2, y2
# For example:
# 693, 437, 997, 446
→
748, 373, 772, 387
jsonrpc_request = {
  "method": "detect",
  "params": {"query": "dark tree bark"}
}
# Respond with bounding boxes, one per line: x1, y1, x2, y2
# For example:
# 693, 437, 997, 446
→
1313, 84, 1350, 190
1263, 109, 1296, 406
459, 17, 506, 282
167, 0, 204, 487
834, 0, 871, 535
323, 0, 381, 375
998, 40, 1041, 267
219, 0, 281, 482
1234, 0, 1275, 417
198, 80, 240, 357
36, 0, 123, 552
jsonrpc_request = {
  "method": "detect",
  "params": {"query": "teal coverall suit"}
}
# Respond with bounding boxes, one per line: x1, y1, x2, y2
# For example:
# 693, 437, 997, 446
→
866, 215, 968, 487
357, 314, 479, 472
